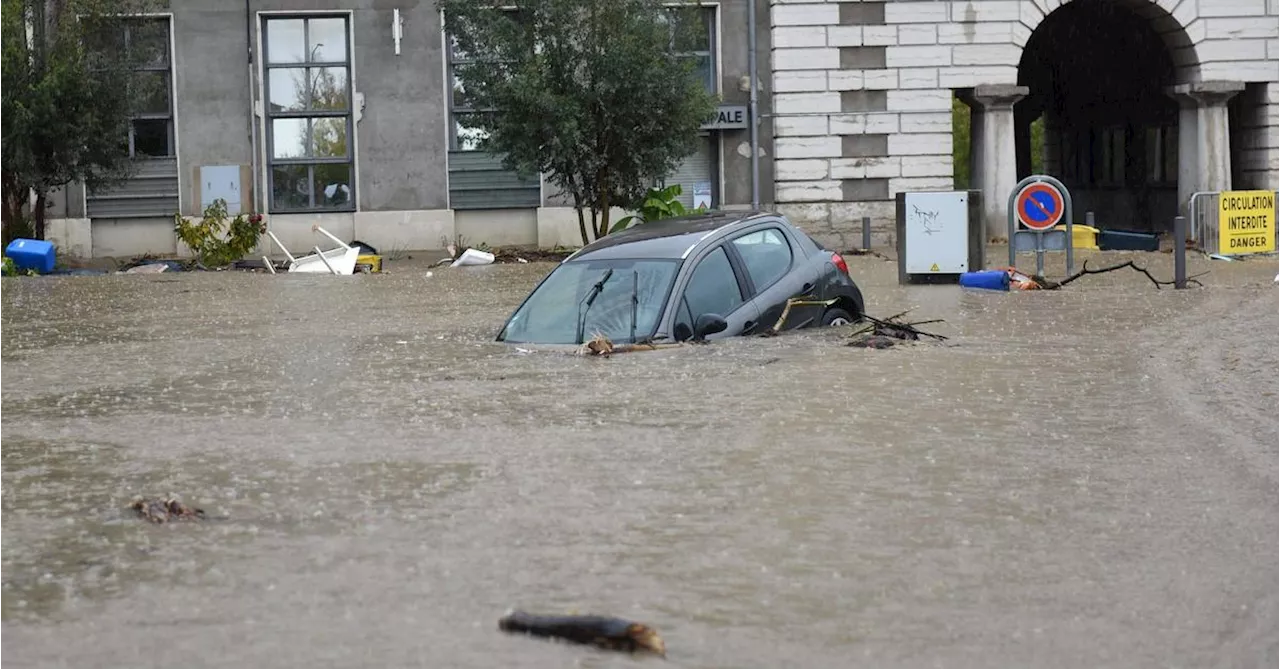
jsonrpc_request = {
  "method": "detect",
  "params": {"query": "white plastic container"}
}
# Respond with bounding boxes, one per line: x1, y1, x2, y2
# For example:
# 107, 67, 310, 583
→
450, 248, 496, 267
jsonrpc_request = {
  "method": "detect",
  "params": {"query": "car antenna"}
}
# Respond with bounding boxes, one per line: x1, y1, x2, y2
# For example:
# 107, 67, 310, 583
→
629, 269, 639, 344
575, 268, 614, 345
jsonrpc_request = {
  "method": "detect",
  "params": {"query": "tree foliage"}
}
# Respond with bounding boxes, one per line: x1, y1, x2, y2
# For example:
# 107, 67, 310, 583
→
437, 0, 718, 245
2, 0, 154, 240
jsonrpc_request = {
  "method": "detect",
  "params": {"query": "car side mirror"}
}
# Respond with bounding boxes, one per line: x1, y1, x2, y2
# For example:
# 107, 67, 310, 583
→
692, 313, 728, 341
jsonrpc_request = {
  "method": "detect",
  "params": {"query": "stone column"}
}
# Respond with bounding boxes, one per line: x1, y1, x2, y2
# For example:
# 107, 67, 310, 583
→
960, 84, 1028, 240
1172, 94, 1199, 215
1167, 81, 1245, 214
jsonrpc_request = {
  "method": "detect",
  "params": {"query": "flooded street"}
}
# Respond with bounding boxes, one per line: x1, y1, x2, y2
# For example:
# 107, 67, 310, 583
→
2, 250, 1277, 668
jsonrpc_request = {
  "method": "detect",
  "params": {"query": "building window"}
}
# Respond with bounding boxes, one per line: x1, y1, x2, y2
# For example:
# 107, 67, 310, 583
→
446, 35, 492, 151
263, 15, 355, 212
91, 18, 174, 158
666, 6, 716, 94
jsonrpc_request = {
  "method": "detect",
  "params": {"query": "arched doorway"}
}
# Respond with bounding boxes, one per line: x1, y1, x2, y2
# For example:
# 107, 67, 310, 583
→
1016, 0, 1199, 233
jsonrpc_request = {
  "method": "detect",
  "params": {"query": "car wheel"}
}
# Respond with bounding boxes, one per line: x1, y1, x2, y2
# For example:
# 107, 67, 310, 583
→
821, 307, 855, 327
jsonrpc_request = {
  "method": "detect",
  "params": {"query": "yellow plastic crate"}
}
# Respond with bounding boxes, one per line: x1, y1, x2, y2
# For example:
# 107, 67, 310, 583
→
355, 254, 382, 273
1054, 224, 1099, 251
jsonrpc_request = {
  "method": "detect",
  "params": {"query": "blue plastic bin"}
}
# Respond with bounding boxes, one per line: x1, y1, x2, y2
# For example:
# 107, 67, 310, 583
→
6, 238, 55, 274
959, 270, 1010, 291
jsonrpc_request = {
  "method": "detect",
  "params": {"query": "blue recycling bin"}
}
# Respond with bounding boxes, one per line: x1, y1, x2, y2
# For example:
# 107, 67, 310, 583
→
959, 270, 1010, 291
6, 238, 56, 274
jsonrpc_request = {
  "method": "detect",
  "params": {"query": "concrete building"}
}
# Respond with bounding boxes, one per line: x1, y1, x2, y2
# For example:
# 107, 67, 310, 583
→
45, 1, 774, 257
43, 0, 1278, 257
769, 0, 1278, 244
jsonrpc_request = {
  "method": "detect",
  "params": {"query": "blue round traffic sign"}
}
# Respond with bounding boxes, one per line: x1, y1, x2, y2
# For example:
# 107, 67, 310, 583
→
1015, 182, 1065, 231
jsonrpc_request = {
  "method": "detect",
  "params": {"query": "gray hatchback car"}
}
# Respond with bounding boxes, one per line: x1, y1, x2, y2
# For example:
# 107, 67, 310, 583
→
496, 210, 866, 345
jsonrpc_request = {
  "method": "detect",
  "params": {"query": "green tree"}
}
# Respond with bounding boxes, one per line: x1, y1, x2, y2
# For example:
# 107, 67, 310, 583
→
438, 0, 718, 245
952, 94, 1045, 189
2, 0, 152, 240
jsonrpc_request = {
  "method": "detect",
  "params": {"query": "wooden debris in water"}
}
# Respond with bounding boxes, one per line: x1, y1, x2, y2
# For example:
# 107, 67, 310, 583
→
758, 297, 839, 336
130, 497, 205, 523
498, 610, 666, 658
1032, 259, 1206, 290
575, 332, 686, 357
578, 331, 615, 357
847, 309, 947, 348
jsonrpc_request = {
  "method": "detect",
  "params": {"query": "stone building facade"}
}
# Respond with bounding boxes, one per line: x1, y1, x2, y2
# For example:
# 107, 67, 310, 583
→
40, 0, 1279, 257
768, 0, 1279, 245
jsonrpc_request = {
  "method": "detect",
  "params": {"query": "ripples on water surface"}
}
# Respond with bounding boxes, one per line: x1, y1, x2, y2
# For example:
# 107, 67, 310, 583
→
2, 252, 1276, 668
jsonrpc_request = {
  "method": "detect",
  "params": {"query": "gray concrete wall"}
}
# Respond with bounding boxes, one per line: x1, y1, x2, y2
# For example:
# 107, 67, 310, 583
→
719, 0, 775, 207
348, 5, 450, 211
171, 1, 257, 216
170, 0, 450, 216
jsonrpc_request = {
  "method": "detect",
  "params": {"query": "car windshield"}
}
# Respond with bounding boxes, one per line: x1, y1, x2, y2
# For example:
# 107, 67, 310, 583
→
499, 258, 681, 345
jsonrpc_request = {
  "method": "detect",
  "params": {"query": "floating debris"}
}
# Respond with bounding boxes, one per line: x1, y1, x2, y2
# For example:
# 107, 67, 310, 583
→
579, 331, 615, 357
498, 610, 666, 658
130, 497, 205, 523
847, 310, 947, 349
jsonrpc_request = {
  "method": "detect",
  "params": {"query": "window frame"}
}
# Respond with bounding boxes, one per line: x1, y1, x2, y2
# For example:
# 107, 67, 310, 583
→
445, 34, 496, 152
666, 6, 717, 95
726, 226, 795, 297
444, 9, 527, 152
672, 243, 749, 336
262, 14, 356, 213
91, 17, 175, 159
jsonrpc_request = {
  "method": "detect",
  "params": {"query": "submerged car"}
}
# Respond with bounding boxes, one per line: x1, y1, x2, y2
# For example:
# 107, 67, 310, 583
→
496, 210, 866, 346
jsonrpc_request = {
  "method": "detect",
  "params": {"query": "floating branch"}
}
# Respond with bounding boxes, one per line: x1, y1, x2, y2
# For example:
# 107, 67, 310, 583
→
1037, 259, 1206, 290
848, 311, 948, 348
498, 610, 666, 657
576, 332, 685, 357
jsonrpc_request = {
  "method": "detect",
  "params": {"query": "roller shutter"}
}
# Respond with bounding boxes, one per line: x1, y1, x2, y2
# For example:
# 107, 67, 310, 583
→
662, 136, 714, 210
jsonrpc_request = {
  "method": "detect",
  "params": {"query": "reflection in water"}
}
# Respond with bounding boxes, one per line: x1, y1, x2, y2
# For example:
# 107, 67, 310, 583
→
1, 253, 1276, 668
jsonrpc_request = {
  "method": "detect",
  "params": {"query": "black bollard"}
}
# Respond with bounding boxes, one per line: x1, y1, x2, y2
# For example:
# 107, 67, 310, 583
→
862, 216, 871, 250
1174, 215, 1187, 289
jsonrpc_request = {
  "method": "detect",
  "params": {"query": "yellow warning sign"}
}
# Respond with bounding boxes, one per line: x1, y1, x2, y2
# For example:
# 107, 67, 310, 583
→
929, 263, 940, 272
1218, 190, 1275, 255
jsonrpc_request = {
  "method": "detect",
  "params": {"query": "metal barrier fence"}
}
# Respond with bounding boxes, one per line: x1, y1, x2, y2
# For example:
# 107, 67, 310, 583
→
1187, 190, 1279, 255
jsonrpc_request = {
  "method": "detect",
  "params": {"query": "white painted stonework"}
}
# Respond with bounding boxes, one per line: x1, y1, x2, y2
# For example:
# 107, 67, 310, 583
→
769, 0, 1279, 247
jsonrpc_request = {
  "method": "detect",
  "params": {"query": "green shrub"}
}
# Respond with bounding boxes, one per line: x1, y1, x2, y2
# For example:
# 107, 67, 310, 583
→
610, 183, 706, 234
174, 199, 265, 268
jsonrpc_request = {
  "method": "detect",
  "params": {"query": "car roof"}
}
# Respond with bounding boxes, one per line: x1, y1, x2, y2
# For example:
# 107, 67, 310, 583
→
567, 210, 776, 262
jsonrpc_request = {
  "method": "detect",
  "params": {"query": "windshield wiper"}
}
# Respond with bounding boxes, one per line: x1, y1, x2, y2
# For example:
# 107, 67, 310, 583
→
575, 268, 614, 344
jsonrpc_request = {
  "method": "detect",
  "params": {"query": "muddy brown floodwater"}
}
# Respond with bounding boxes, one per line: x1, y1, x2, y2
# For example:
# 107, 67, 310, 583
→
2, 249, 1277, 669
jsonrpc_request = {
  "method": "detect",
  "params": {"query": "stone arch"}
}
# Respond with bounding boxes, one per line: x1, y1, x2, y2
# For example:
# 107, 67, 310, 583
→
1014, 0, 1202, 85
1014, 0, 1206, 233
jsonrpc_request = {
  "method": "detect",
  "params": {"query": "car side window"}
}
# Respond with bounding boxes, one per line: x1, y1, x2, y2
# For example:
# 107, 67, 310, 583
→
674, 246, 743, 336
731, 228, 793, 293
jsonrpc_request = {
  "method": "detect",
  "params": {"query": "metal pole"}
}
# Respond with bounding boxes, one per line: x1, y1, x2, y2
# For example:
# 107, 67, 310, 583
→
861, 216, 871, 250
1035, 232, 1045, 278
1174, 215, 1187, 289
1085, 211, 1095, 228
747, 0, 760, 209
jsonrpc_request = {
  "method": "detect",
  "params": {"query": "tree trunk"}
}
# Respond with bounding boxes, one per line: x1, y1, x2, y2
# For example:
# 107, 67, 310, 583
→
597, 186, 612, 238
33, 190, 47, 240
573, 191, 591, 247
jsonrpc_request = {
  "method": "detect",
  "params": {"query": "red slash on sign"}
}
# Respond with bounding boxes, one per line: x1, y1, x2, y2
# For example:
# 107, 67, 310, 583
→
1015, 182, 1065, 231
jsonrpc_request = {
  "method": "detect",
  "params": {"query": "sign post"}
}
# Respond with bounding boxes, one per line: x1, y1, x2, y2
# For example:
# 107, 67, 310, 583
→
1216, 190, 1276, 256
1007, 175, 1074, 278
